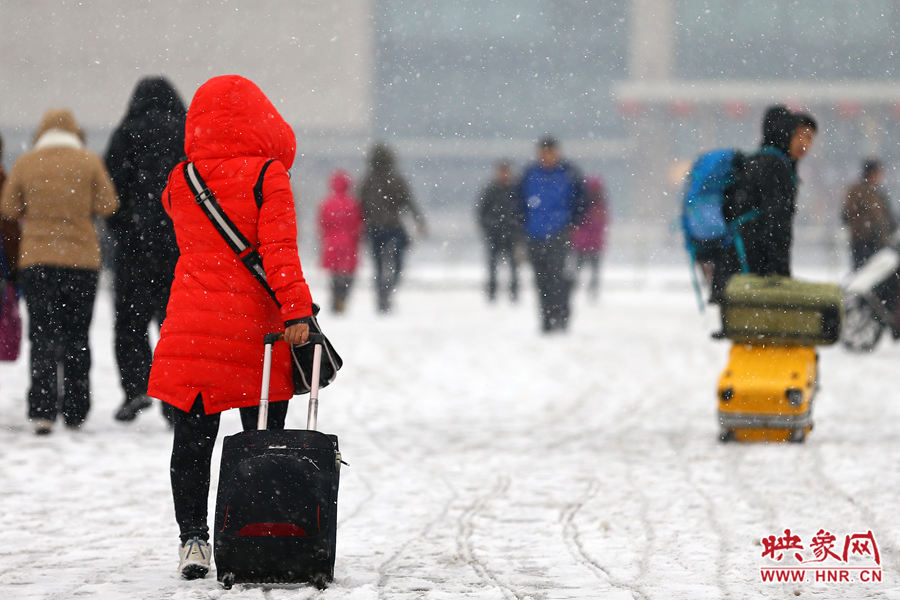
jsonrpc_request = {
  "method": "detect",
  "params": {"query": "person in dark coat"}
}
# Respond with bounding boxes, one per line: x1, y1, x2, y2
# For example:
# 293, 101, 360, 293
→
518, 136, 586, 333
475, 160, 522, 302
104, 77, 186, 423
359, 143, 426, 313
724, 106, 817, 278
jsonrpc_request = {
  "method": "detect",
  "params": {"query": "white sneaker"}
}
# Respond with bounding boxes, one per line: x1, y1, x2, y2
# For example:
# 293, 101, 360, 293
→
178, 536, 211, 580
33, 419, 53, 435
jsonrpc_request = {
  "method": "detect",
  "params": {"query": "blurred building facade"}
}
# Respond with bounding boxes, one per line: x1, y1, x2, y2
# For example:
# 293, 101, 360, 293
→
2, 0, 899, 271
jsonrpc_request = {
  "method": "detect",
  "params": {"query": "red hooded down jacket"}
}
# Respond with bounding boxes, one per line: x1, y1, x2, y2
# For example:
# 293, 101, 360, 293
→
148, 75, 313, 414
318, 170, 364, 274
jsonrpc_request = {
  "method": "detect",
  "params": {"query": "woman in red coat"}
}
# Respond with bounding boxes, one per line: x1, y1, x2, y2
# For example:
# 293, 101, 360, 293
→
317, 170, 363, 313
571, 176, 609, 301
147, 75, 314, 579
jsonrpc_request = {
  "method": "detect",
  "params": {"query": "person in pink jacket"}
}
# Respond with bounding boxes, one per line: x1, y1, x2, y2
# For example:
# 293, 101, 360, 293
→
571, 176, 609, 300
318, 170, 364, 313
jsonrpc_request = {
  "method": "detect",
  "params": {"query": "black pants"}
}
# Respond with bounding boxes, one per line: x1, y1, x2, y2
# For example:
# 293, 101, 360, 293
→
170, 396, 289, 543
710, 245, 740, 304
369, 226, 409, 312
527, 233, 574, 332
329, 274, 354, 312
851, 239, 881, 271
484, 234, 519, 300
113, 257, 172, 401
21, 266, 98, 425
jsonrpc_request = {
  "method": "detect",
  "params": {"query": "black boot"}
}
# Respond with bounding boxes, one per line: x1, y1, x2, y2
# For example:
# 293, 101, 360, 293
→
114, 395, 153, 422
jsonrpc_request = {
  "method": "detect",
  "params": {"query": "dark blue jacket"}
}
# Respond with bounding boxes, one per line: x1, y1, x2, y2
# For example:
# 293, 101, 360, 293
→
518, 161, 585, 240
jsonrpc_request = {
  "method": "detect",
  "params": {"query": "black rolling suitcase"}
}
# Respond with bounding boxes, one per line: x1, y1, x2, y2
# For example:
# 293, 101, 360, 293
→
214, 333, 342, 590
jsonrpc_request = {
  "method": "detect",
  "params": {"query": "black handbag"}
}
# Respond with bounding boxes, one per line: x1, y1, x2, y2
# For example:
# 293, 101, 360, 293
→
184, 161, 342, 394
288, 304, 342, 394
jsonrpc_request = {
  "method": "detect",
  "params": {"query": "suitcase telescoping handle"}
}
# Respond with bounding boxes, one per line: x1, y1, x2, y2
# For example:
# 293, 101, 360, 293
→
260, 332, 326, 431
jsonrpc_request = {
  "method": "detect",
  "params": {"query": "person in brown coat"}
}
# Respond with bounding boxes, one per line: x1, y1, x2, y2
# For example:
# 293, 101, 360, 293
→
843, 158, 895, 270
0, 109, 118, 434
359, 143, 426, 313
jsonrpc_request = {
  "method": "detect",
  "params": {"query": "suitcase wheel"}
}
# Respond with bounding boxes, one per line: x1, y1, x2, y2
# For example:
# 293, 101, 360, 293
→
788, 427, 808, 444
221, 572, 236, 590
719, 429, 735, 443
312, 573, 330, 590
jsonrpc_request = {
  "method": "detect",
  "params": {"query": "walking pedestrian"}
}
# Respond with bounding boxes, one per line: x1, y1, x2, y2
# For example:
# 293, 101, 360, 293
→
842, 158, 895, 270
475, 160, 522, 302
359, 143, 426, 313
518, 136, 586, 333
105, 76, 186, 424
571, 176, 609, 301
146, 75, 315, 580
0, 109, 119, 434
318, 169, 364, 313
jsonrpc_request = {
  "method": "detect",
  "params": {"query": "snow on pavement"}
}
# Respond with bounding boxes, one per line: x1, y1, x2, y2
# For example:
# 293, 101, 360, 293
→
1, 268, 899, 599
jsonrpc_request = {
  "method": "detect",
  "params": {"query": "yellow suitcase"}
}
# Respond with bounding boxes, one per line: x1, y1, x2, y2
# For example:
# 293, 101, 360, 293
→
717, 343, 817, 443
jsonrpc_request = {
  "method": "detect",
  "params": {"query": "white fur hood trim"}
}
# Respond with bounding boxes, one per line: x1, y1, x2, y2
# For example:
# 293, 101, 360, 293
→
34, 129, 84, 151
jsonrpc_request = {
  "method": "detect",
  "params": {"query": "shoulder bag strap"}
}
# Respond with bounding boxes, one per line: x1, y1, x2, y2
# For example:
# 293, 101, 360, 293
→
253, 159, 276, 209
183, 162, 281, 307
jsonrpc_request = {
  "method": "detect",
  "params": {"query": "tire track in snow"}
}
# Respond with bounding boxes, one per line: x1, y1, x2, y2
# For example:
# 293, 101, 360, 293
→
336, 467, 375, 528
341, 360, 471, 598
560, 478, 647, 600
806, 443, 896, 555
457, 475, 538, 600
665, 432, 729, 600
628, 457, 656, 600
338, 368, 407, 527
548, 360, 657, 598
38, 548, 159, 600
375, 475, 458, 600
723, 448, 779, 533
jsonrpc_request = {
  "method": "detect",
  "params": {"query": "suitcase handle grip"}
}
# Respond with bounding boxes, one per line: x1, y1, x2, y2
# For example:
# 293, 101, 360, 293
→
264, 332, 326, 346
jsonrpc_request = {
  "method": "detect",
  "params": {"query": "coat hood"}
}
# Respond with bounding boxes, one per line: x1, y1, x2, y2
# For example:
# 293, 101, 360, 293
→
184, 75, 295, 168
760, 105, 797, 155
34, 109, 84, 144
124, 76, 186, 123
330, 170, 352, 194
368, 143, 395, 173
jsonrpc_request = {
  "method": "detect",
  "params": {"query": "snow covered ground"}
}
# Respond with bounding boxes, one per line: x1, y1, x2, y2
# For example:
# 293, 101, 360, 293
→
1, 265, 899, 599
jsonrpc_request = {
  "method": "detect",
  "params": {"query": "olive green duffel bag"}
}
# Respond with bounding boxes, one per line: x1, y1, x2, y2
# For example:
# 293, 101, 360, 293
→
721, 274, 843, 346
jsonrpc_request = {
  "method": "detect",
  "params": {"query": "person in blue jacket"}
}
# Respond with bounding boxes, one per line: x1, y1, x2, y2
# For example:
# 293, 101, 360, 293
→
518, 136, 586, 333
